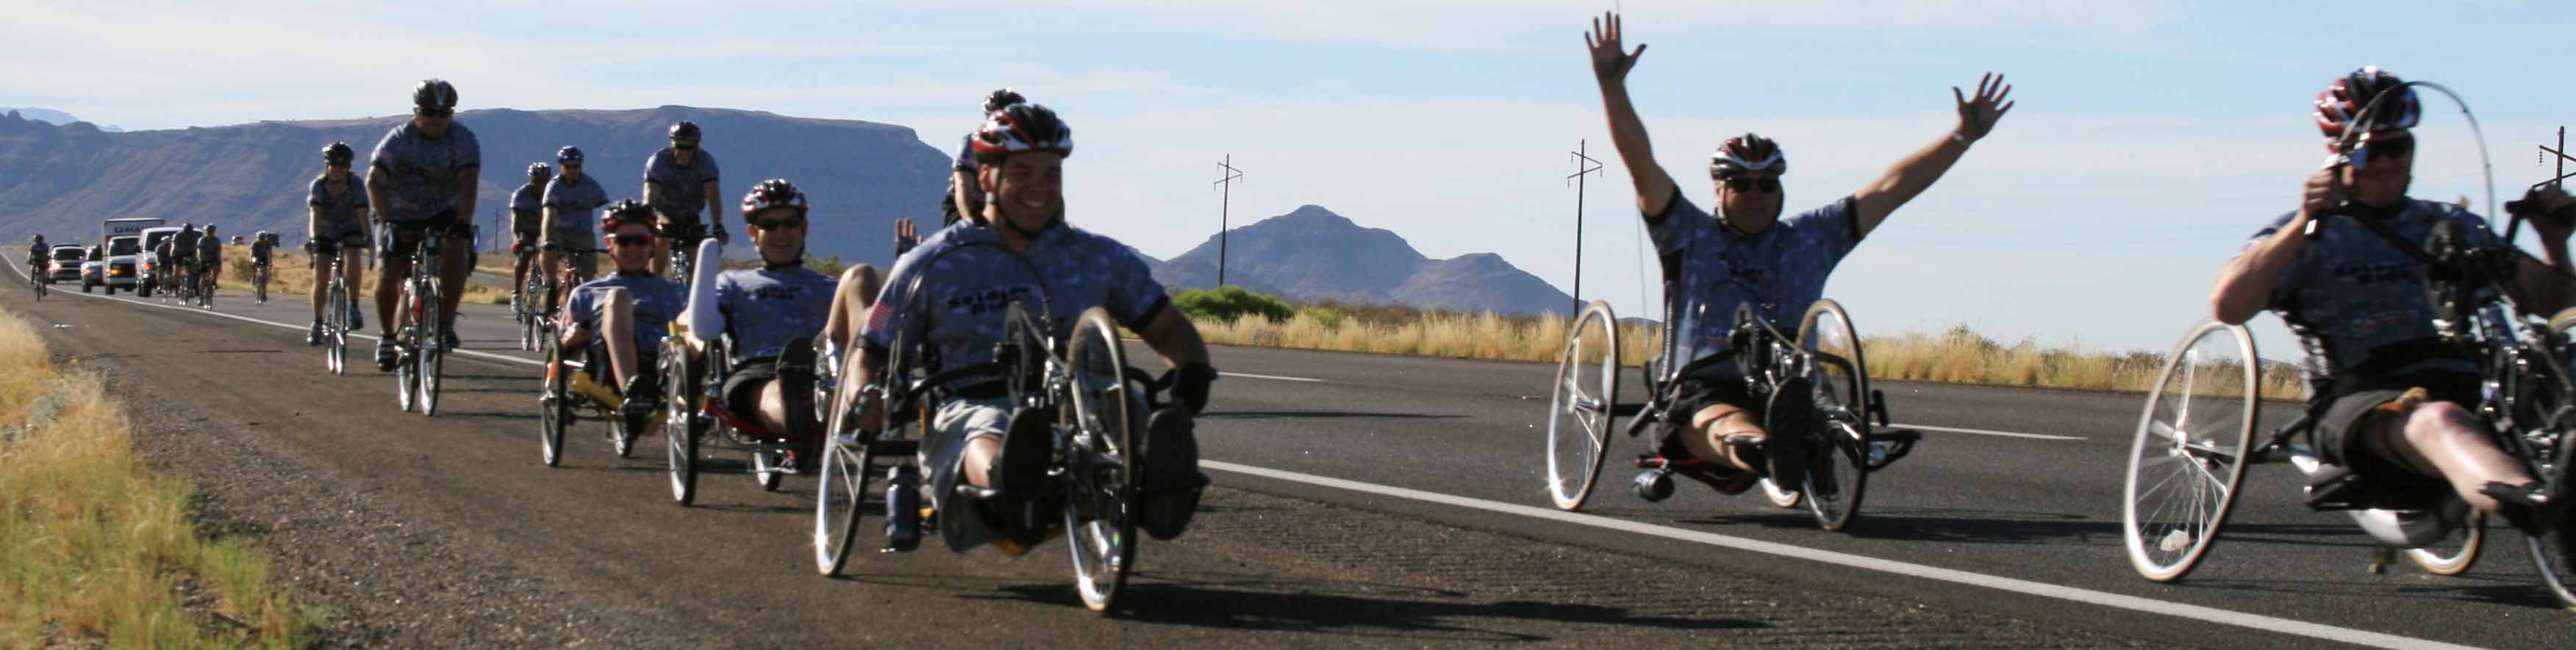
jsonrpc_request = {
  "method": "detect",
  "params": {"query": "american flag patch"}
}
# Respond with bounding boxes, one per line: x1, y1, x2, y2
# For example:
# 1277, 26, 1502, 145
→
863, 301, 895, 335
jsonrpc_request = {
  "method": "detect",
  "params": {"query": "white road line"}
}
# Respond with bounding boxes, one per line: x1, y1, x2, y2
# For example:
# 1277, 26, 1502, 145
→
16, 255, 2477, 649
1220, 371, 1323, 383
1202, 460, 2476, 650
1892, 422, 2086, 441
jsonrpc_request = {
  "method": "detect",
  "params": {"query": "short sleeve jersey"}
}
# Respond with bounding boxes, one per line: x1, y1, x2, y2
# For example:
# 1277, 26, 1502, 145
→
711, 265, 836, 360
250, 239, 273, 263
366, 121, 480, 223
643, 148, 720, 218
542, 174, 610, 237
509, 181, 547, 233
862, 223, 1173, 376
2250, 199, 2499, 386
307, 175, 370, 227
566, 273, 689, 358
1648, 192, 1864, 379
195, 233, 222, 261
940, 135, 985, 225
171, 229, 201, 259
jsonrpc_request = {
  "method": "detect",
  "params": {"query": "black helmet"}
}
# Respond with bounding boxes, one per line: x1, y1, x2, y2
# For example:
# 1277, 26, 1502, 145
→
30, 235, 43, 243
1710, 133, 1786, 179
2314, 65, 2420, 141
969, 103, 1073, 165
526, 162, 553, 180
740, 179, 809, 218
555, 146, 584, 162
412, 79, 459, 109
668, 121, 701, 142
983, 88, 1027, 114
323, 141, 354, 165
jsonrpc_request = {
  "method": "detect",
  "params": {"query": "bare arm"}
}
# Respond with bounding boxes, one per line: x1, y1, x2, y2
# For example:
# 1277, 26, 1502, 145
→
641, 180, 662, 215
307, 206, 323, 240
1585, 12, 1678, 219
2511, 187, 2576, 314
1851, 74, 2013, 238
540, 206, 559, 249
702, 179, 725, 232
366, 166, 392, 224
453, 166, 480, 224
1138, 307, 1210, 368
950, 171, 978, 220
2211, 168, 2341, 324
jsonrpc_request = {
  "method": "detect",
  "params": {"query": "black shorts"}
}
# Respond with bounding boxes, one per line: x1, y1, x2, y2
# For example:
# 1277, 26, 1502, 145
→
656, 211, 708, 241
1660, 371, 1764, 451
384, 210, 471, 260
721, 358, 780, 418
2314, 371, 2481, 500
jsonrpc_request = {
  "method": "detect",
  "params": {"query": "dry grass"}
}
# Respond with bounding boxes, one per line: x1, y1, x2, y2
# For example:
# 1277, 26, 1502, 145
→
212, 246, 509, 306
1195, 310, 2308, 400
0, 307, 324, 649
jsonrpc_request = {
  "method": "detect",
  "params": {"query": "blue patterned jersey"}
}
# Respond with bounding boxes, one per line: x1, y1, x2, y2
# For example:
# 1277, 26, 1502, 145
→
509, 182, 545, 234
365, 121, 480, 223
567, 272, 688, 357
1648, 192, 1863, 379
643, 147, 720, 218
542, 174, 610, 238
2251, 199, 2501, 385
862, 222, 1171, 376
712, 265, 835, 360
307, 175, 370, 229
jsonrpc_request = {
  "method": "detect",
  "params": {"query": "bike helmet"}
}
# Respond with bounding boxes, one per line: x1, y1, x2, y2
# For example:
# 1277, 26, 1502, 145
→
2314, 65, 2420, 141
555, 146, 584, 162
983, 88, 1027, 114
969, 103, 1074, 164
30, 235, 43, 243
600, 199, 654, 232
740, 179, 808, 218
412, 79, 459, 109
323, 141, 355, 165
526, 162, 552, 180
1709, 133, 1786, 179
668, 121, 701, 142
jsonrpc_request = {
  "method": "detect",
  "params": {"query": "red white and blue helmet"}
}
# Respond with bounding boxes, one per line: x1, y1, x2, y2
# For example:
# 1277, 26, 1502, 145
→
1710, 133, 1786, 178
599, 199, 653, 233
970, 103, 1073, 165
526, 162, 552, 180
2314, 65, 2419, 141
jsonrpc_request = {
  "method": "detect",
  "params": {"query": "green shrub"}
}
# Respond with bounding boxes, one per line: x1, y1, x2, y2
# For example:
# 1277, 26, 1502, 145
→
1298, 306, 1345, 329
1175, 285, 1295, 324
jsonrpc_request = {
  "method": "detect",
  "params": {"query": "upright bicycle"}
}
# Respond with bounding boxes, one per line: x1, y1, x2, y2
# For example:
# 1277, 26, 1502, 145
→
393, 229, 453, 416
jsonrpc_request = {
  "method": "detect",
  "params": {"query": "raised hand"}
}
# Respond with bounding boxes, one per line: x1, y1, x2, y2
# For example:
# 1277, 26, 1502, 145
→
892, 217, 920, 256
1952, 72, 2015, 143
1584, 11, 1647, 85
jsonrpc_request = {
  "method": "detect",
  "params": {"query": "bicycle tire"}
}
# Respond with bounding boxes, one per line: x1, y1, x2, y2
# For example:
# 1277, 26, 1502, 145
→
1545, 301, 1621, 511
2122, 319, 2259, 582
1064, 307, 1139, 612
662, 340, 701, 504
1796, 299, 1870, 532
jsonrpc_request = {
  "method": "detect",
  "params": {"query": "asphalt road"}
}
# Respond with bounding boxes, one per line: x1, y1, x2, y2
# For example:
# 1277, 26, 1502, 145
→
9, 252, 2569, 649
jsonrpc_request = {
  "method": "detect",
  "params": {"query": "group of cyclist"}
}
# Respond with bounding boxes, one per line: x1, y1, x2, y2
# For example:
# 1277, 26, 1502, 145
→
24, 224, 278, 305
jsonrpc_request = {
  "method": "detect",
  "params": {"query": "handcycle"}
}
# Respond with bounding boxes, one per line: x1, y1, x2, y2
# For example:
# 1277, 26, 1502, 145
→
812, 241, 1194, 612
2119, 79, 2575, 609
534, 300, 658, 468
390, 225, 455, 416
1545, 296, 1921, 531
656, 324, 826, 506
2122, 215, 2569, 606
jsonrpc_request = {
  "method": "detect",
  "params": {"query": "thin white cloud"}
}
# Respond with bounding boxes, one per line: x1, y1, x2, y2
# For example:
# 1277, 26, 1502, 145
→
1006, 0, 2183, 51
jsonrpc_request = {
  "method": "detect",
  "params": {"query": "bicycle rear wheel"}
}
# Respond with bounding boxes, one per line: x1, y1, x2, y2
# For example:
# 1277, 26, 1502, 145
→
325, 279, 348, 375
662, 340, 703, 504
1796, 299, 1870, 532
815, 346, 878, 575
417, 281, 444, 416
2403, 511, 2483, 576
1546, 301, 1622, 511
2122, 318, 2259, 582
1063, 307, 1139, 612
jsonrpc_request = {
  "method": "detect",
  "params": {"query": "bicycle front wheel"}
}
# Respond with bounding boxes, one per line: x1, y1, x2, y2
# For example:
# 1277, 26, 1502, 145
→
2122, 319, 2259, 582
1063, 307, 1139, 613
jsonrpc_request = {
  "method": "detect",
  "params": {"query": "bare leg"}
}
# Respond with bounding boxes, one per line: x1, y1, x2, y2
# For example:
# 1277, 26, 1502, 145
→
822, 264, 884, 351
310, 254, 332, 320
598, 288, 638, 386
964, 438, 1003, 488
756, 379, 792, 434
375, 257, 406, 336
2370, 401, 2539, 514
437, 241, 470, 323
650, 236, 671, 276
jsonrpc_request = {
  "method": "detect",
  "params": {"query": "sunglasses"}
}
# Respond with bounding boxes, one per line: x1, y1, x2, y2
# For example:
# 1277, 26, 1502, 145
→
608, 234, 653, 246
672, 143, 698, 151
750, 217, 806, 230
2350, 136, 2415, 171
416, 107, 454, 118
560, 163, 583, 171
1722, 176, 1782, 193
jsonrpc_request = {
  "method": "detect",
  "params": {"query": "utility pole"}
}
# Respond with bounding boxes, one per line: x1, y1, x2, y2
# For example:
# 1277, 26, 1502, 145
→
1214, 155, 1245, 288
2544, 126, 2572, 188
1567, 140, 1604, 316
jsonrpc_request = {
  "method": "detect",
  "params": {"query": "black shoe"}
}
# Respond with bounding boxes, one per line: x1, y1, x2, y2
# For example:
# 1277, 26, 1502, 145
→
306, 321, 322, 346
984, 408, 1056, 546
440, 328, 460, 351
1139, 407, 1209, 540
1762, 378, 1820, 494
374, 338, 398, 372
619, 374, 661, 430
884, 465, 922, 552
775, 338, 819, 437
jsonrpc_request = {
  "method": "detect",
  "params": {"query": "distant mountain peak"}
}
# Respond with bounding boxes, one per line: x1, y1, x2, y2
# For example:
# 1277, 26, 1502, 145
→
1153, 204, 1573, 317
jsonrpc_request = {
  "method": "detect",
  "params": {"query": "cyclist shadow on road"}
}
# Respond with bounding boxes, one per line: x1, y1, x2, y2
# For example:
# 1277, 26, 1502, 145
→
1199, 411, 1464, 421
2184, 574, 2569, 611
986, 572, 1764, 640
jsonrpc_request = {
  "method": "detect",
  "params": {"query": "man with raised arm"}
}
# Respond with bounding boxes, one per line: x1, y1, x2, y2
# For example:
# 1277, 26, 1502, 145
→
2208, 67, 2576, 546
1585, 10, 2011, 493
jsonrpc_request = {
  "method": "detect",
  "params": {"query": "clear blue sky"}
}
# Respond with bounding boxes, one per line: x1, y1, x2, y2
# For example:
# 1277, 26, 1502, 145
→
9, 1, 2572, 354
